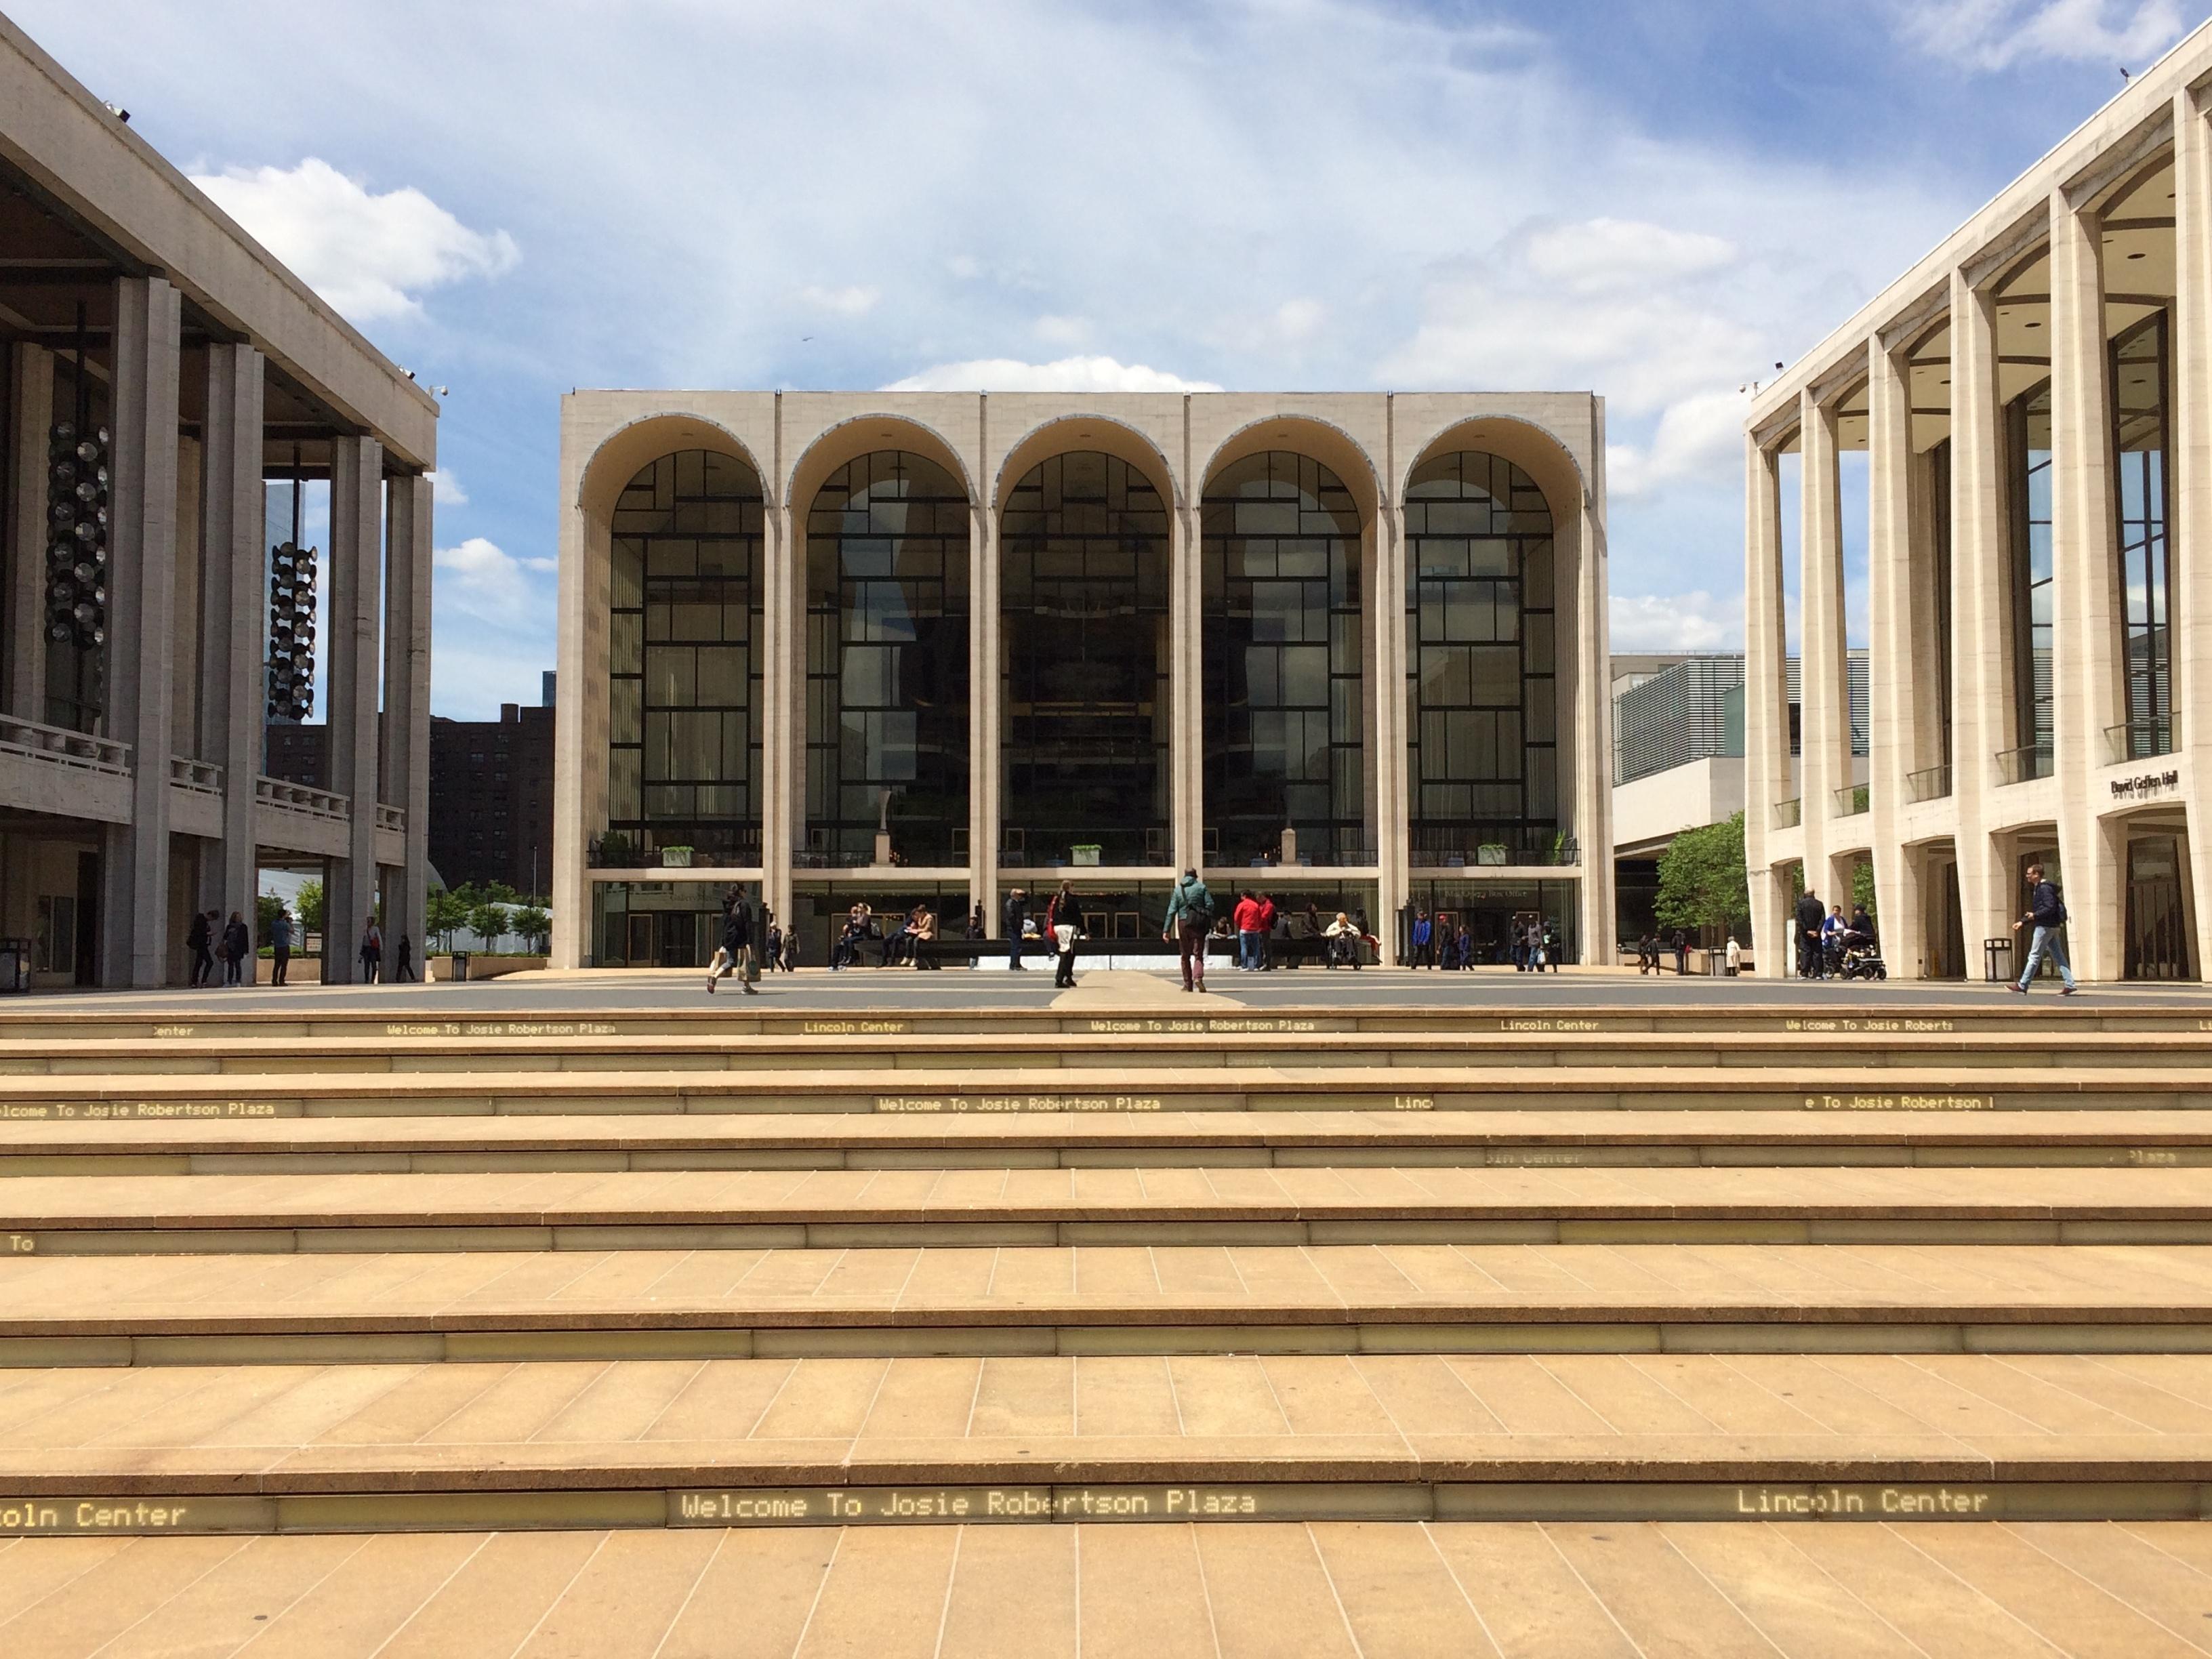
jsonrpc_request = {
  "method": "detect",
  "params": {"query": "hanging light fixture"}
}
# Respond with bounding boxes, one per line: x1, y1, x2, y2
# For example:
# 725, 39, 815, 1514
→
44, 304, 108, 655
265, 443, 319, 721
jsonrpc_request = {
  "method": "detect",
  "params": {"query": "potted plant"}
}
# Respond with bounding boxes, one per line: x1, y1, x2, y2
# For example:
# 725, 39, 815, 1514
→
1071, 844, 1102, 867
661, 844, 694, 868
1476, 843, 1508, 866
594, 830, 633, 867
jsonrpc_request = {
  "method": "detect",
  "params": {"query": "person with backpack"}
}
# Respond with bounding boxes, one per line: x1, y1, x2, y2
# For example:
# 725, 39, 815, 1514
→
220, 911, 250, 987
2011, 863, 2078, 995
186, 909, 214, 987
1163, 868, 1214, 993
269, 906, 292, 986
358, 914, 382, 983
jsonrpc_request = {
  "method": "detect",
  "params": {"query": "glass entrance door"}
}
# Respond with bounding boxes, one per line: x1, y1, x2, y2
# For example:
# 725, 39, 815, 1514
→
2126, 835, 2192, 981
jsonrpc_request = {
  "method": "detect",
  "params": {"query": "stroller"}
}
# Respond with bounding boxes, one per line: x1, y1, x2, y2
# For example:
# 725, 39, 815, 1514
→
1821, 928, 1887, 981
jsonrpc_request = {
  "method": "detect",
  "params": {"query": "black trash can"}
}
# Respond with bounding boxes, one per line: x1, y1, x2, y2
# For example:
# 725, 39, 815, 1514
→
1982, 937, 2012, 984
450, 951, 471, 983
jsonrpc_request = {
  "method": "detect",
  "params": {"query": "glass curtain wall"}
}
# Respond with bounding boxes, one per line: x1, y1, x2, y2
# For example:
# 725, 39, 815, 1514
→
1404, 451, 1559, 865
1929, 440, 1954, 774
1000, 452, 1170, 866
806, 451, 970, 866
605, 450, 764, 865
2005, 384, 2055, 777
1200, 452, 1365, 865
2112, 313, 2175, 758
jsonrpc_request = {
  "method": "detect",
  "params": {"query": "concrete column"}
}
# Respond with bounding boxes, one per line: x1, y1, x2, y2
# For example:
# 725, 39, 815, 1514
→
1742, 432, 1793, 969
1172, 493, 1204, 875
1575, 449, 1616, 964
1798, 389, 1847, 912
759, 493, 794, 937
382, 472, 432, 963
7, 344, 54, 720
198, 343, 266, 981
2173, 87, 2212, 977
1372, 492, 1408, 941
1948, 268, 2015, 961
969, 492, 999, 917
1866, 333, 1927, 975
2048, 189, 2128, 981
324, 434, 382, 983
96, 277, 182, 987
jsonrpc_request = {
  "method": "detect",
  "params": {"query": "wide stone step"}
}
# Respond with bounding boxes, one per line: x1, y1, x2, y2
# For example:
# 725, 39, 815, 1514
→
7, 1024, 2207, 1074
3, 1353, 2212, 1532
7, 1166, 2212, 1251
3, 1062, 2201, 1118
2, 1107, 2206, 1174
10, 1521, 2212, 1654
5, 1244, 2211, 1362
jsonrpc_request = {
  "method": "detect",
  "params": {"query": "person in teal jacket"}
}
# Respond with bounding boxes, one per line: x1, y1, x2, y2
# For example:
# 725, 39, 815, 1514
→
1162, 869, 1214, 994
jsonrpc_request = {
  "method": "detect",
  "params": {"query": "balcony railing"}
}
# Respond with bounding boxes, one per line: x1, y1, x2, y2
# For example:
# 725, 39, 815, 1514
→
1773, 798, 1802, 830
2106, 718, 2179, 765
1906, 763, 1952, 803
1994, 744, 2054, 786
258, 775, 350, 820
1410, 834, 1579, 869
1832, 783, 1869, 817
169, 756, 223, 794
375, 803, 406, 832
0, 714, 129, 775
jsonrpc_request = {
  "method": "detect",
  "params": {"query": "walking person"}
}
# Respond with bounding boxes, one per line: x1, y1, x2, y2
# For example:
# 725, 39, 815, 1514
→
269, 906, 292, 986
1725, 934, 1742, 977
2010, 862, 2078, 995
358, 915, 382, 984
1795, 887, 1827, 980
1256, 891, 1277, 970
1004, 886, 1030, 971
1672, 928, 1689, 977
1409, 909, 1433, 969
221, 911, 250, 987
186, 909, 214, 987
1047, 880, 1082, 987
392, 935, 415, 983
1543, 920, 1563, 972
705, 885, 760, 995
1164, 868, 1214, 993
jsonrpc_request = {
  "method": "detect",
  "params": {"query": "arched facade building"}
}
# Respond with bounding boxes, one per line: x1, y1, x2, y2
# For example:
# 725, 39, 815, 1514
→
554, 391, 1613, 966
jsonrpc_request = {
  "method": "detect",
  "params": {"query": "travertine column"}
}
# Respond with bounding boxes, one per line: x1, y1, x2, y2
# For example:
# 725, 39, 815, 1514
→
1742, 433, 1792, 970
550, 426, 600, 969
970, 490, 1000, 918
1172, 490, 1204, 876
1866, 333, 1927, 974
8, 344, 54, 720
1574, 485, 1616, 962
382, 472, 432, 963
1948, 268, 2014, 962
2048, 189, 2127, 981
2173, 87, 2212, 977
99, 276, 182, 987
324, 434, 382, 982
198, 344, 266, 980
760, 492, 794, 936
1798, 390, 1847, 908
1372, 491, 1408, 941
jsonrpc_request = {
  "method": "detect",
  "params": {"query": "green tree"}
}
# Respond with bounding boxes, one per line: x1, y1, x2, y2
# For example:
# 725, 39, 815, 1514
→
426, 888, 470, 951
468, 902, 510, 951
295, 880, 325, 936
485, 881, 520, 905
255, 891, 284, 945
1654, 811, 1751, 941
1853, 861, 1879, 922
511, 905, 550, 954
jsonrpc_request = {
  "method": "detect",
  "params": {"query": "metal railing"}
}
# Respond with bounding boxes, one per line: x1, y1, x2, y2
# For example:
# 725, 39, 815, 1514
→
1906, 763, 1952, 803
2106, 718, 2179, 764
0, 714, 129, 775
1994, 744, 2054, 786
1410, 834, 1579, 869
1773, 798, 1802, 830
168, 756, 224, 794
257, 775, 350, 820
1832, 783, 1869, 817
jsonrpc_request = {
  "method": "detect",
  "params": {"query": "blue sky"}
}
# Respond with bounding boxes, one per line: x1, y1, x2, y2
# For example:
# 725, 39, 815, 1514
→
12, 0, 2205, 712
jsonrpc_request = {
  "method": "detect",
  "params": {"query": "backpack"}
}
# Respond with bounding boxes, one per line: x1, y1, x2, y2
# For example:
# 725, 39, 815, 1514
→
2038, 882, 2068, 928
1176, 880, 1213, 933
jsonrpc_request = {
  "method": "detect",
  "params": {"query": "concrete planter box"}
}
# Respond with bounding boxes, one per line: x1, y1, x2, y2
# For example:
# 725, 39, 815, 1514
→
660, 848, 693, 868
429, 954, 547, 981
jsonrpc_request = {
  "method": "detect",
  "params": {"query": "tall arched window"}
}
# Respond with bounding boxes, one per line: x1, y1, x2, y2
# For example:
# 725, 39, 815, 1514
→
605, 449, 764, 865
1404, 451, 1558, 863
1201, 451, 1364, 865
1000, 451, 1170, 866
805, 451, 970, 865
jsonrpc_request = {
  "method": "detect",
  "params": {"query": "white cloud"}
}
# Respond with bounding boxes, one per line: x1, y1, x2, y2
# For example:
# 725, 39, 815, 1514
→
434, 535, 554, 620
1610, 590, 1744, 652
1274, 298, 1327, 342
1897, 0, 2186, 70
1033, 314, 1092, 346
798, 283, 880, 316
428, 469, 467, 507
884, 355, 1223, 393
189, 158, 516, 323
1522, 219, 1737, 295
1608, 389, 1751, 497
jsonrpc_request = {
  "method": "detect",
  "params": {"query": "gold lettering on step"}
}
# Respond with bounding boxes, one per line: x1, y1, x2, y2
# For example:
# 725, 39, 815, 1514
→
1805, 1094, 1992, 1112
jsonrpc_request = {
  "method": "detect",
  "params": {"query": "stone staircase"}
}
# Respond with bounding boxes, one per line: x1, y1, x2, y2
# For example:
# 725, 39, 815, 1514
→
4, 996, 2212, 1653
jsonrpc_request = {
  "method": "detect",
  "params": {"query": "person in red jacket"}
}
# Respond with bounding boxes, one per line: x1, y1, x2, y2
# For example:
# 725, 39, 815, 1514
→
1233, 890, 1265, 972
1256, 891, 1277, 971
